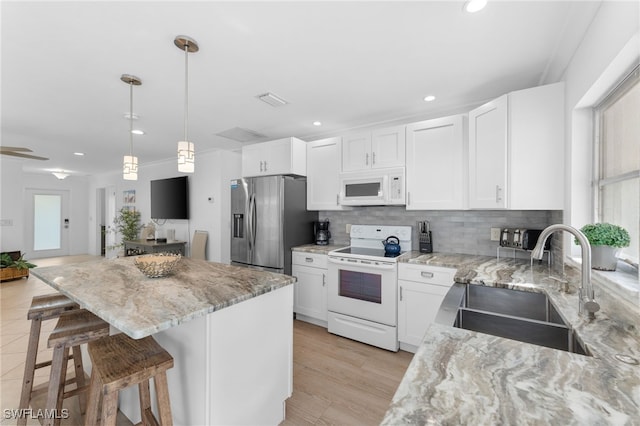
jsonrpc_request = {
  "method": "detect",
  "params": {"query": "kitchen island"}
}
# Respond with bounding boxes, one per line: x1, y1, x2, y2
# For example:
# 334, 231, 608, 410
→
383, 253, 640, 424
31, 256, 295, 425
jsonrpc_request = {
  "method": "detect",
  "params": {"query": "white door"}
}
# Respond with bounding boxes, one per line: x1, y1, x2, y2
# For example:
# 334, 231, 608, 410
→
342, 132, 371, 171
307, 137, 346, 210
468, 95, 508, 208
292, 264, 327, 321
406, 115, 465, 210
25, 189, 70, 259
398, 280, 450, 347
371, 125, 406, 169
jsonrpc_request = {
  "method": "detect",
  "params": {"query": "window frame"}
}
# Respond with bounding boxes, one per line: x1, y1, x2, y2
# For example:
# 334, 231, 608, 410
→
592, 64, 640, 267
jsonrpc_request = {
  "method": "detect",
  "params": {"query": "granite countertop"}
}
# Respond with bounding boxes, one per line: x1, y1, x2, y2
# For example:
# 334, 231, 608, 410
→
291, 243, 347, 255
385, 252, 640, 424
31, 257, 295, 339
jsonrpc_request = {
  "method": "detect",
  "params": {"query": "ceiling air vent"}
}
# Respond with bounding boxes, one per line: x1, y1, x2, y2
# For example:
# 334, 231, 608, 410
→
216, 127, 268, 143
256, 92, 289, 107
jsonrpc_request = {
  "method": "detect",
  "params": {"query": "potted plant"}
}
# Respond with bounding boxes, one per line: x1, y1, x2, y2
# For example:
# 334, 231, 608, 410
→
578, 223, 630, 271
106, 207, 142, 255
0, 251, 37, 281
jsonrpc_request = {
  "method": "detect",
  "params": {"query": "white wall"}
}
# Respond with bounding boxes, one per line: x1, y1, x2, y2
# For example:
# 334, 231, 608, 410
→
0, 159, 24, 251
87, 149, 242, 263
0, 157, 91, 258
562, 1, 639, 255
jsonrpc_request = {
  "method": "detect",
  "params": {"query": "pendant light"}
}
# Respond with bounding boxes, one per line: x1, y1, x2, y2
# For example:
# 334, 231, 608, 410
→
121, 74, 142, 180
175, 35, 199, 173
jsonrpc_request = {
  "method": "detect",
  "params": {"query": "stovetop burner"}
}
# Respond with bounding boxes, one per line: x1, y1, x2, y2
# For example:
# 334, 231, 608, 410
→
331, 247, 403, 258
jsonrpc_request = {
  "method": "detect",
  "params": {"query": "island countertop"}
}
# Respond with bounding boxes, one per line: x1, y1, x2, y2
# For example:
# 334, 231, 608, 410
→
31, 257, 296, 339
384, 252, 640, 424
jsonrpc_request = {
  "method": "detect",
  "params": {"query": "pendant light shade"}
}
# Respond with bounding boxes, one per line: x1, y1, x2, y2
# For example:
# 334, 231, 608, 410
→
175, 35, 199, 173
123, 155, 138, 180
177, 141, 195, 173
121, 74, 142, 180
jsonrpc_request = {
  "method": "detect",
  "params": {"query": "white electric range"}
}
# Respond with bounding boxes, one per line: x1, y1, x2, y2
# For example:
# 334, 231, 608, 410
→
327, 225, 412, 351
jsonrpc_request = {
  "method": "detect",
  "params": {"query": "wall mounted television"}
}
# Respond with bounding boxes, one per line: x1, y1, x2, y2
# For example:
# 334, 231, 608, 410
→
150, 176, 189, 219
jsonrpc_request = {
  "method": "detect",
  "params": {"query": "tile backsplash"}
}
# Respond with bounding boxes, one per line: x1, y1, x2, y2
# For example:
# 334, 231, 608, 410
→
319, 207, 563, 260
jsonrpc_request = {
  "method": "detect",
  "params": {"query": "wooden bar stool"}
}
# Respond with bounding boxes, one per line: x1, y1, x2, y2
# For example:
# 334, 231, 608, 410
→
18, 293, 79, 426
43, 309, 110, 426
84, 333, 174, 426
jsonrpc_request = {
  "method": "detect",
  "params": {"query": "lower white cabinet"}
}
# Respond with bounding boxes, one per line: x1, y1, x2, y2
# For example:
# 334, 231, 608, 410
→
292, 252, 328, 326
398, 263, 456, 352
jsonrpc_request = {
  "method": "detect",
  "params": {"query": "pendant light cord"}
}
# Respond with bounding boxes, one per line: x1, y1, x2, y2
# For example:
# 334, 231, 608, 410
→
129, 81, 134, 156
184, 44, 189, 143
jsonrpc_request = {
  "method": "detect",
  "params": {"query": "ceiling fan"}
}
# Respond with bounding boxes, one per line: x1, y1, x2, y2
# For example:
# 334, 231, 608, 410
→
0, 146, 49, 161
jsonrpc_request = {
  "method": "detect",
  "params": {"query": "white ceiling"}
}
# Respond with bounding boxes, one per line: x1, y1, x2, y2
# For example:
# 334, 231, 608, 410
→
1, 1, 602, 177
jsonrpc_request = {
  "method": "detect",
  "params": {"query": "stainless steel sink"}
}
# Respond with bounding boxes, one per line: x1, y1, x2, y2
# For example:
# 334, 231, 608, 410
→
436, 284, 590, 356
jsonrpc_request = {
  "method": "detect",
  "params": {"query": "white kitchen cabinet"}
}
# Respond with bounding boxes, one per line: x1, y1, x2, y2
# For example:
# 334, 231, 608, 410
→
242, 137, 307, 177
468, 82, 564, 209
292, 251, 328, 327
398, 263, 456, 352
406, 115, 466, 210
342, 125, 406, 172
307, 137, 348, 210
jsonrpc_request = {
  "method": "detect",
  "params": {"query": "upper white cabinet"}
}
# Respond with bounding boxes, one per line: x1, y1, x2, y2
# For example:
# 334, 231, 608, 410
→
307, 137, 348, 210
406, 115, 466, 210
242, 137, 307, 177
468, 82, 564, 209
342, 125, 406, 172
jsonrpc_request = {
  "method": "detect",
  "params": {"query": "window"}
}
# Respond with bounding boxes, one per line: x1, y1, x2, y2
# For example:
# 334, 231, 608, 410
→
594, 65, 639, 266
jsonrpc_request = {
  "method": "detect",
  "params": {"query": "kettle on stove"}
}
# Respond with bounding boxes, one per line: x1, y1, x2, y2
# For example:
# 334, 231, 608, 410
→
382, 236, 401, 255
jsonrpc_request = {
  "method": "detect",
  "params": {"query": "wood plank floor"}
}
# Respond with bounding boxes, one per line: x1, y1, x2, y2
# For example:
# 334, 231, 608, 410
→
0, 255, 414, 425
283, 320, 414, 425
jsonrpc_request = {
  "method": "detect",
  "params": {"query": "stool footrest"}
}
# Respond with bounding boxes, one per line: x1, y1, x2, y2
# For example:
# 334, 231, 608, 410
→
35, 353, 74, 370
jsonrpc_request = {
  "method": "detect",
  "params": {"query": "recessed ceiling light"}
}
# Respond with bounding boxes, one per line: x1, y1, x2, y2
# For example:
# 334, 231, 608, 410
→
73, 152, 85, 156
464, 0, 487, 13
423, 95, 436, 102
313, 121, 322, 126
131, 129, 145, 135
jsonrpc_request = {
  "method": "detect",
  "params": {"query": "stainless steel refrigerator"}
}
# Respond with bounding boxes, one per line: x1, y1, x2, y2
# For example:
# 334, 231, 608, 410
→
230, 175, 316, 275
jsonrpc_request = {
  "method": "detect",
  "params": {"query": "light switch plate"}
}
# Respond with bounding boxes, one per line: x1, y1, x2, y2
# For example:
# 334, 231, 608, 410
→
346, 224, 352, 234
490, 228, 501, 241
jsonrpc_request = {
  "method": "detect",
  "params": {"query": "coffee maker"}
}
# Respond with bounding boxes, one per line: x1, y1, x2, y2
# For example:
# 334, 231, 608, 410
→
314, 219, 331, 245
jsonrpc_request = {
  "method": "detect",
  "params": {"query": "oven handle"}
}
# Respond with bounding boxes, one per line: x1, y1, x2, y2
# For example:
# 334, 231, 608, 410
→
327, 257, 396, 270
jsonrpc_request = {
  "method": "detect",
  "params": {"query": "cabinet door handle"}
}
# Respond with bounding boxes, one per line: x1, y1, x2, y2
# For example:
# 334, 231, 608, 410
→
407, 192, 410, 206
322, 273, 326, 287
496, 185, 502, 203
399, 286, 403, 301
421, 271, 434, 278
305, 257, 313, 263
259, 161, 264, 172
336, 194, 340, 205
372, 152, 376, 165
365, 153, 369, 166
264, 161, 268, 171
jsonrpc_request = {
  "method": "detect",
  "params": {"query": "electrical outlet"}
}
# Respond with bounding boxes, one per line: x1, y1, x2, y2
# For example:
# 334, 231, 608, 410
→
490, 228, 501, 241
346, 224, 352, 234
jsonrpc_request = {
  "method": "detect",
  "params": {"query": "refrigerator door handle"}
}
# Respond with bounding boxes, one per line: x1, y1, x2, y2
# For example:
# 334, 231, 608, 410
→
247, 193, 254, 252
250, 193, 257, 250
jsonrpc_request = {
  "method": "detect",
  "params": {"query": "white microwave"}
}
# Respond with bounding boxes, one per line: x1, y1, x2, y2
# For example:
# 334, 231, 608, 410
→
339, 167, 405, 206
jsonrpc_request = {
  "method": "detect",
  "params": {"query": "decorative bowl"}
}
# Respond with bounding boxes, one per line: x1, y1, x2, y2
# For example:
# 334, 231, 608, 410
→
133, 253, 181, 278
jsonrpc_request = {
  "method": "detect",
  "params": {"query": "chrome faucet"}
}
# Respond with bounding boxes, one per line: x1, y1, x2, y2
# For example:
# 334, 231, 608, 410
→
531, 224, 600, 320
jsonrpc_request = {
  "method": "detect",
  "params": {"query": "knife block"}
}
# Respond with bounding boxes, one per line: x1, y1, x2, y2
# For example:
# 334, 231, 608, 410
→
419, 231, 432, 253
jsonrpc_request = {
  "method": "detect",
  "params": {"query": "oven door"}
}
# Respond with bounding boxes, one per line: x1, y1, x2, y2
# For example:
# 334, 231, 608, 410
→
327, 256, 397, 326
